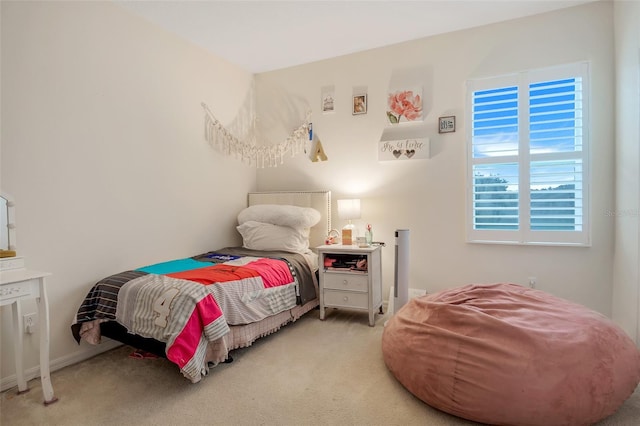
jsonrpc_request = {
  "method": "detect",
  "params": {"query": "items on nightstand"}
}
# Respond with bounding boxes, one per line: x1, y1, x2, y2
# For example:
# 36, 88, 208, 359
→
358, 223, 373, 247
325, 229, 341, 245
365, 224, 373, 245
337, 199, 361, 245
356, 258, 367, 271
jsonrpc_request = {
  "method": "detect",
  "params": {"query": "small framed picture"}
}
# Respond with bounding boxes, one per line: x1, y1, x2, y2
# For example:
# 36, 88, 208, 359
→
439, 116, 456, 133
321, 86, 335, 114
352, 94, 367, 115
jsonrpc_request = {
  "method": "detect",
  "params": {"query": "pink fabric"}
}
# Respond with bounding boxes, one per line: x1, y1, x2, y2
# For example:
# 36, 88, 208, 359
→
244, 258, 294, 288
166, 293, 225, 372
382, 283, 640, 426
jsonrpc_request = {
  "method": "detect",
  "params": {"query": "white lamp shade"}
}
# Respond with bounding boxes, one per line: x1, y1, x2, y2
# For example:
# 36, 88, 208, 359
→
338, 199, 361, 221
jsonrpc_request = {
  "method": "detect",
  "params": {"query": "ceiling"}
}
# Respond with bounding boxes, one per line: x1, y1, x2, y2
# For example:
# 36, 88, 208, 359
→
117, 0, 594, 74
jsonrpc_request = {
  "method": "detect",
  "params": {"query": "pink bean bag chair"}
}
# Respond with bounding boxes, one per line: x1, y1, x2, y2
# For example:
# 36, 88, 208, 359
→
382, 283, 640, 426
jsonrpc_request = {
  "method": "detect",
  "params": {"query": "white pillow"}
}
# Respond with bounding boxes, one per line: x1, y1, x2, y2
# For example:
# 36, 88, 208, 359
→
237, 204, 321, 229
237, 221, 311, 254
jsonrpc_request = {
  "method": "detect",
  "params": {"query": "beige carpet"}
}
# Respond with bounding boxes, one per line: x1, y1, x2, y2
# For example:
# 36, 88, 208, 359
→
2, 308, 639, 426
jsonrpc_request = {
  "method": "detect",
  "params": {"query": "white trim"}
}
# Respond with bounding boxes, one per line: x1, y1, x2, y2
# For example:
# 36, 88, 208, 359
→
519, 72, 531, 241
636, 47, 640, 346
0, 340, 121, 392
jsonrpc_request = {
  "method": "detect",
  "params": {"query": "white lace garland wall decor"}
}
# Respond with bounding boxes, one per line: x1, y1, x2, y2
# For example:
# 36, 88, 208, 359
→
202, 102, 312, 168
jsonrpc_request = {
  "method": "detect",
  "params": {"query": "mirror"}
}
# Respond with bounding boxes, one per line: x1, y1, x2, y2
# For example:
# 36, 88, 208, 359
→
0, 192, 16, 255
0, 196, 7, 249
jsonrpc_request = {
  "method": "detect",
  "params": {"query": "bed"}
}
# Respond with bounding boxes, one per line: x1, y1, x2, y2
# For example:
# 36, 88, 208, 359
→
71, 190, 331, 383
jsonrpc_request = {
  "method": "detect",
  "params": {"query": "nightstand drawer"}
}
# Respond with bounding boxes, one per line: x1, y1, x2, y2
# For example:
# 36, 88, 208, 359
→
323, 290, 368, 309
322, 273, 368, 292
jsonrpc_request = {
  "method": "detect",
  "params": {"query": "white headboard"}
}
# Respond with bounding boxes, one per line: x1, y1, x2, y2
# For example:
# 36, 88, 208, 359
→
247, 190, 331, 249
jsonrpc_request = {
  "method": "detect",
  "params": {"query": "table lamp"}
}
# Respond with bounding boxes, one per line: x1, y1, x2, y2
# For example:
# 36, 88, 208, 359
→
338, 199, 361, 245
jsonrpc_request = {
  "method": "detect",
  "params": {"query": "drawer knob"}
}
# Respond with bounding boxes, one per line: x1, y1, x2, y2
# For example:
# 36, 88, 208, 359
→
343, 296, 349, 302
342, 280, 348, 285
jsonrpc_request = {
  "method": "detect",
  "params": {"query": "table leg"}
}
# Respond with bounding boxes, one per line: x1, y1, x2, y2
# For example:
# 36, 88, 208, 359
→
37, 277, 57, 405
11, 300, 28, 394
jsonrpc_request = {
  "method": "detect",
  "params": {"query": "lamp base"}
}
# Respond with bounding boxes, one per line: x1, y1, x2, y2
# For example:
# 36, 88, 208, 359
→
342, 224, 355, 245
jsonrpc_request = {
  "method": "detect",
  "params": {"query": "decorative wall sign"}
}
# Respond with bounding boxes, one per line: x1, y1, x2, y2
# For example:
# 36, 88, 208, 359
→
311, 138, 328, 162
379, 138, 430, 161
352, 94, 367, 115
439, 116, 456, 133
387, 88, 423, 124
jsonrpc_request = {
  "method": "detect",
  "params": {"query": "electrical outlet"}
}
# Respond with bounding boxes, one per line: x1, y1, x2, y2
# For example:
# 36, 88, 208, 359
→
528, 277, 537, 289
24, 313, 37, 334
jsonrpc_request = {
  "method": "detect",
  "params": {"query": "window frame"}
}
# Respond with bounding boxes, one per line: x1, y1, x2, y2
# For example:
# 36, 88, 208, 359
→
465, 62, 590, 246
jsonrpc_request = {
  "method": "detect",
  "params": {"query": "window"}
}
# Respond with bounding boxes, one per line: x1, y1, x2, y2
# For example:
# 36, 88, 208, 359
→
466, 63, 589, 246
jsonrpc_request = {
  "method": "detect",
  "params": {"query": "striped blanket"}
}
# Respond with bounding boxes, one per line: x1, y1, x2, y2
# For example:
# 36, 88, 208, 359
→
72, 248, 316, 382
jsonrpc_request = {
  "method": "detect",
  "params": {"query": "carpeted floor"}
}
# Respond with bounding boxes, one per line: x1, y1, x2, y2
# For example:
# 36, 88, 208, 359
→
2, 308, 639, 426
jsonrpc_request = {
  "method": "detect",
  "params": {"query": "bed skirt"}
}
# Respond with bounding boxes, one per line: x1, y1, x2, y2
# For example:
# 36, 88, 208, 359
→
101, 298, 319, 364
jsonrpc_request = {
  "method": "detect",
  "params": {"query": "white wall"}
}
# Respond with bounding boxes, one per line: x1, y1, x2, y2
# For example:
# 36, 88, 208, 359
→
612, 0, 640, 345
256, 2, 616, 314
1, 2, 256, 386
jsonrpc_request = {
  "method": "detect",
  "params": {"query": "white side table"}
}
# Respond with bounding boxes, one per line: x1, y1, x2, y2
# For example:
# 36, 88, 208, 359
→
316, 244, 383, 326
0, 268, 58, 405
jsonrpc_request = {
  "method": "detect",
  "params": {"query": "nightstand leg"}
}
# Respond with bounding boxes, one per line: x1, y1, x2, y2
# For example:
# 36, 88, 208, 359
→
369, 310, 375, 327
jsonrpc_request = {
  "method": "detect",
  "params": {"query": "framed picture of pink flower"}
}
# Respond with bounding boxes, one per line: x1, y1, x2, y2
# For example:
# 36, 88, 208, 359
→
387, 88, 423, 124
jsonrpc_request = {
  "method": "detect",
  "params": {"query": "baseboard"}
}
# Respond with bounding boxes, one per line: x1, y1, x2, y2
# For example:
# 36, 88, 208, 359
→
0, 340, 122, 392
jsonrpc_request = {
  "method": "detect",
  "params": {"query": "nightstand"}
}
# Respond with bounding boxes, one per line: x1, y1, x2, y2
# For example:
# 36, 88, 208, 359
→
316, 244, 383, 326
